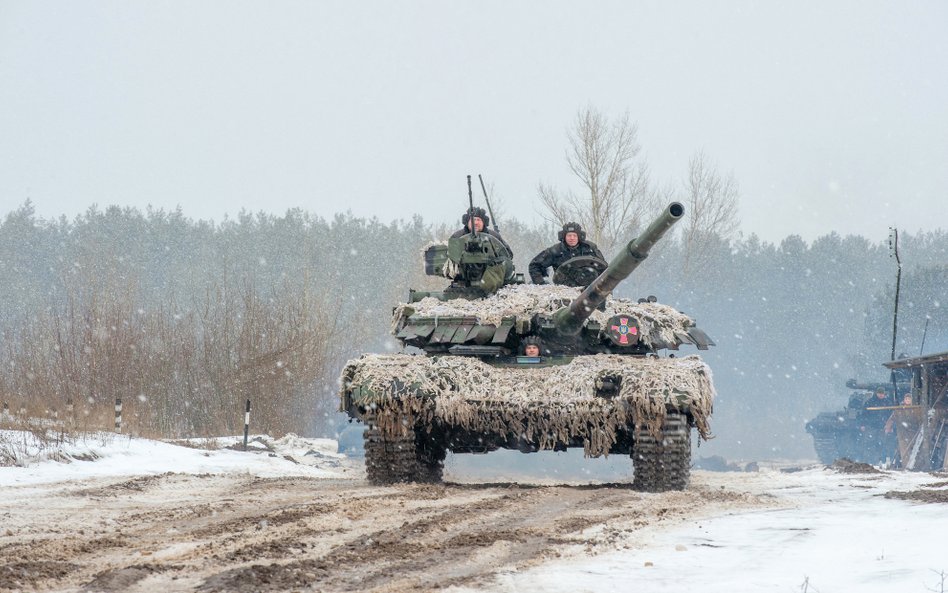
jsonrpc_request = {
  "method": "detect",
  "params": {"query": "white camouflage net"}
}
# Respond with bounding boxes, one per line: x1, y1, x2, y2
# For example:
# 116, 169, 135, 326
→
340, 353, 715, 456
393, 284, 696, 347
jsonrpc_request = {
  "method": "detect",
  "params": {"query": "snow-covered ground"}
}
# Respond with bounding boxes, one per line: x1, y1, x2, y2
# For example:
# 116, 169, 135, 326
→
0, 430, 352, 488
2, 430, 947, 593
473, 466, 948, 593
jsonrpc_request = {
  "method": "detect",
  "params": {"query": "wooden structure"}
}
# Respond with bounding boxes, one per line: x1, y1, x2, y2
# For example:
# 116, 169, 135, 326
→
884, 351, 948, 471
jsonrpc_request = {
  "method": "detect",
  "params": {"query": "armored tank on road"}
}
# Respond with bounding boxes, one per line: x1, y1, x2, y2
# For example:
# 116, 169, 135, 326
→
805, 379, 906, 464
339, 201, 716, 491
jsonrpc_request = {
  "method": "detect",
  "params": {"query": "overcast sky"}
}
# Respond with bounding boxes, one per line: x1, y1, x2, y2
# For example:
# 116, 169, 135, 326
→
2, 1, 946, 242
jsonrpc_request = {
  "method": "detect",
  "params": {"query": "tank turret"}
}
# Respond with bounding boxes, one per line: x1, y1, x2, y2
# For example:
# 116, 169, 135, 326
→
845, 379, 909, 399
398, 202, 712, 357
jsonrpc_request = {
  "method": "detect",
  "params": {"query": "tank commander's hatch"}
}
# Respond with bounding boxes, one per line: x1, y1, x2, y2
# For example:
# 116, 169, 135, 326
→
552, 256, 608, 288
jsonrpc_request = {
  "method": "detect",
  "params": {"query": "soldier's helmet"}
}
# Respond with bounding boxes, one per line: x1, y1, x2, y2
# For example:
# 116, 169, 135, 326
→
558, 222, 586, 242
462, 207, 490, 227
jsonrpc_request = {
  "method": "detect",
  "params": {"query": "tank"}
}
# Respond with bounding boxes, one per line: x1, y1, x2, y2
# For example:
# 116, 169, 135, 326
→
339, 202, 717, 491
804, 379, 907, 465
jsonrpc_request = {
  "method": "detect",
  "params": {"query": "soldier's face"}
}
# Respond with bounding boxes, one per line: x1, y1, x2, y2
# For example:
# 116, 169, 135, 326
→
525, 344, 540, 356
469, 217, 485, 232
565, 232, 579, 247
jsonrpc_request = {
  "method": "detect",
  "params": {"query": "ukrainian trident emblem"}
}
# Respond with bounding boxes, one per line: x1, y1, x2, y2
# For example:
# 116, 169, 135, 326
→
606, 315, 639, 346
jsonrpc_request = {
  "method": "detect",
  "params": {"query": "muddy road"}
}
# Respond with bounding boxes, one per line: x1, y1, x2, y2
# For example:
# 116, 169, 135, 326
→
0, 456, 781, 593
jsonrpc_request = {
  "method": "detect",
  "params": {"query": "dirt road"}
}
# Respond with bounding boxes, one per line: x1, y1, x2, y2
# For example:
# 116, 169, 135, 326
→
0, 456, 779, 593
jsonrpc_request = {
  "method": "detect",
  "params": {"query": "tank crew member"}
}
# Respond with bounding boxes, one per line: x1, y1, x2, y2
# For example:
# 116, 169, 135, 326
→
450, 207, 512, 256
529, 222, 604, 284
521, 336, 544, 357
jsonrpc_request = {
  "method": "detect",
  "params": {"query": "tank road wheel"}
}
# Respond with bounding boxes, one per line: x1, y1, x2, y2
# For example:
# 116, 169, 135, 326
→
363, 415, 446, 485
632, 412, 692, 492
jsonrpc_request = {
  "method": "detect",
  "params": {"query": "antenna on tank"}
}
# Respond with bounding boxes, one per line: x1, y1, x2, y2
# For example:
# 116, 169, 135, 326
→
467, 175, 477, 237
478, 174, 499, 232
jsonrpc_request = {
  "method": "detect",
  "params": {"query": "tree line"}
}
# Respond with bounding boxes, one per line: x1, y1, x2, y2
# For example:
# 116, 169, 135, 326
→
0, 202, 430, 438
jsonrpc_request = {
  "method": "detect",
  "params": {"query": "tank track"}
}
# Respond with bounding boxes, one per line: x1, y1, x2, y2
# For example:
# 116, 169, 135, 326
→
810, 432, 840, 465
632, 412, 691, 492
363, 414, 446, 485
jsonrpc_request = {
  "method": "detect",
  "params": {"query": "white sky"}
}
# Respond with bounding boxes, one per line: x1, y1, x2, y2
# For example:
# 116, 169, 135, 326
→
1, 1, 946, 242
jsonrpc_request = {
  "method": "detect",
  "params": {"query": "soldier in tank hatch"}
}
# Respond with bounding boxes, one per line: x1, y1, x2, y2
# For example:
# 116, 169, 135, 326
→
450, 207, 512, 256
529, 222, 605, 284
521, 336, 544, 357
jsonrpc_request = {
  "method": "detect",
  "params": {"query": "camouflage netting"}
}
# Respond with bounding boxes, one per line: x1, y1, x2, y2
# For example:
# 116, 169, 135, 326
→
393, 284, 696, 347
419, 240, 445, 255
340, 353, 715, 456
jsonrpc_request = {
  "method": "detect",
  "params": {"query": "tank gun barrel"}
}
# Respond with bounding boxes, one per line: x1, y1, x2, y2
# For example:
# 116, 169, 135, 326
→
845, 379, 908, 392
554, 202, 685, 335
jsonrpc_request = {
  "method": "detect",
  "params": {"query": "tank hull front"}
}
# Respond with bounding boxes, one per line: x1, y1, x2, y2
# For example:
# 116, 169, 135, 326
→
339, 353, 714, 490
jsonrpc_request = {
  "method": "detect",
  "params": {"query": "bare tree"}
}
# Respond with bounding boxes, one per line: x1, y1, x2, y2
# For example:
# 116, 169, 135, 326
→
681, 150, 740, 272
0, 270, 344, 439
538, 106, 652, 253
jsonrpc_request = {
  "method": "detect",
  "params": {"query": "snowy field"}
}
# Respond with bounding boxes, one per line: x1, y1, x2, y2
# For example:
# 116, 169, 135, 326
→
473, 465, 948, 593
2, 430, 947, 593
0, 430, 352, 487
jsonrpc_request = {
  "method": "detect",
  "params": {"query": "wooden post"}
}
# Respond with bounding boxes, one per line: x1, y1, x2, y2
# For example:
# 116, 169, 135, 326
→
115, 398, 123, 433
243, 399, 251, 451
